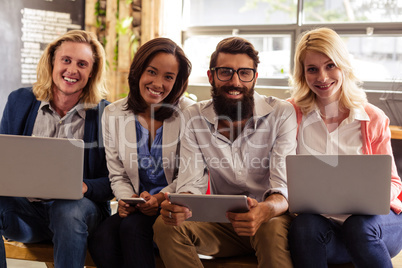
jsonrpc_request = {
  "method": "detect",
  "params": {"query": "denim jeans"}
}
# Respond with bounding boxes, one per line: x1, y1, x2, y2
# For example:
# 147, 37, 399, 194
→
88, 211, 159, 268
288, 211, 402, 268
0, 196, 103, 268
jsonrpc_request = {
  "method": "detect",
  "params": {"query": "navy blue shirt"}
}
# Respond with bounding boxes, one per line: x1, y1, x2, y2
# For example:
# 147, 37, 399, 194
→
135, 118, 168, 195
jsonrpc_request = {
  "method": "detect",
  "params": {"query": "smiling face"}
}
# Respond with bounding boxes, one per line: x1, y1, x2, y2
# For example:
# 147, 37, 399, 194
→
52, 41, 94, 100
209, 53, 257, 121
139, 52, 179, 107
208, 53, 257, 101
304, 50, 343, 105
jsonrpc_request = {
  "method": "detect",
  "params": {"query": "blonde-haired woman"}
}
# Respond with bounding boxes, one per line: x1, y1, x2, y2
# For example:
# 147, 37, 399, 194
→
288, 27, 402, 267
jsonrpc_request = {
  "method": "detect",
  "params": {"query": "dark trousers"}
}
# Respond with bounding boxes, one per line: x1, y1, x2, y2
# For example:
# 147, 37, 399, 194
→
89, 212, 159, 268
289, 211, 402, 268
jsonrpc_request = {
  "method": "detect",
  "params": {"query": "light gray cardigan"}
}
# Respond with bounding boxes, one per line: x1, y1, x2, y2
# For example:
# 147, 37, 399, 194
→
102, 96, 195, 200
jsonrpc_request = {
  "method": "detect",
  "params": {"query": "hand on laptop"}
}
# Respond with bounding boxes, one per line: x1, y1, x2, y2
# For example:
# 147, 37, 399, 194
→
160, 192, 192, 226
82, 182, 88, 194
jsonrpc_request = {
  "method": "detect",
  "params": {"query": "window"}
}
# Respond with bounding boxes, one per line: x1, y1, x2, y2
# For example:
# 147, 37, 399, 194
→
303, 1, 402, 23
342, 35, 402, 81
183, 34, 291, 82
183, 0, 297, 26
174, 0, 402, 91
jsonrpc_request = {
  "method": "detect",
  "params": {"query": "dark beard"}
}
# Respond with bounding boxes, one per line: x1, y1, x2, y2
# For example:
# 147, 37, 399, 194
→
211, 84, 254, 122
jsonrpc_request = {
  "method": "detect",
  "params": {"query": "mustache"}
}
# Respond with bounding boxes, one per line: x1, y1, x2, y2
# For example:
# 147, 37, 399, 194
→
216, 85, 247, 95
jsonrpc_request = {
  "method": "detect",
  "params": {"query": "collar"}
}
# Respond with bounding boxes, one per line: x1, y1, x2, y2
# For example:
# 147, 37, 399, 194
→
349, 106, 370, 122
311, 104, 369, 123
39, 100, 86, 119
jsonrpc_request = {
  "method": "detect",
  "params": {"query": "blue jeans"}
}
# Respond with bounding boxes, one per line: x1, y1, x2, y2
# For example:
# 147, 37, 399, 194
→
0, 196, 103, 268
88, 212, 159, 268
288, 211, 402, 268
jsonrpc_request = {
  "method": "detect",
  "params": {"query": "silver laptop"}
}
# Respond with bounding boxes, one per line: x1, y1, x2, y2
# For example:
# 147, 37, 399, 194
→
286, 155, 392, 215
0, 134, 85, 200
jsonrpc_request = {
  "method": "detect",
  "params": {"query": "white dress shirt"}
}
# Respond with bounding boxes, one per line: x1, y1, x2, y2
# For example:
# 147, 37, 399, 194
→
175, 92, 297, 202
297, 105, 370, 223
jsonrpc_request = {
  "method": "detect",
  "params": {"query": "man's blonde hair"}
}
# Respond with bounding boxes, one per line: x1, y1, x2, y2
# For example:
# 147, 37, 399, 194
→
290, 27, 367, 114
33, 30, 108, 107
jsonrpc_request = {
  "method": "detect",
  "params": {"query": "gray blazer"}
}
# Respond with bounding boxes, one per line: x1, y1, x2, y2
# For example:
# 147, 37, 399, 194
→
102, 96, 195, 200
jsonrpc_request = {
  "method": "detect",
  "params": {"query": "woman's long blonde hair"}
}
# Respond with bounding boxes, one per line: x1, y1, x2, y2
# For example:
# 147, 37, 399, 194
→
33, 30, 108, 107
289, 27, 367, 114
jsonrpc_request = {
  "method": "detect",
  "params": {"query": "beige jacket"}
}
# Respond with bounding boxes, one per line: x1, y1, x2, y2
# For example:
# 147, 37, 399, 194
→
102, 96, 195, 200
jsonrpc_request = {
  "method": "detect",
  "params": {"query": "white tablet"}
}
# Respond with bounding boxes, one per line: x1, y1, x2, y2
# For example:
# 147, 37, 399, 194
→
168, 194, 249, 223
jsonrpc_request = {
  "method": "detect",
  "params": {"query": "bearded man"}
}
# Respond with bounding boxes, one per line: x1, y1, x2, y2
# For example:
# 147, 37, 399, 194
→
153, 36, 297, 268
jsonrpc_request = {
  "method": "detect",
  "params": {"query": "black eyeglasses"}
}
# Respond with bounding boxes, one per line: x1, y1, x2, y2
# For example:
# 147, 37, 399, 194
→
210, 67, 256, 82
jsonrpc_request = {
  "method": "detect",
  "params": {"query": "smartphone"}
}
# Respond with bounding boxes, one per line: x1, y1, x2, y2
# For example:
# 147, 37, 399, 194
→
120, 197, 146, 206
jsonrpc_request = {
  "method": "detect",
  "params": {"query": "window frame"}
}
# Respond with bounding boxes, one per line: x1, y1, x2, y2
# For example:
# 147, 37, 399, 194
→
180, 1, 402, 91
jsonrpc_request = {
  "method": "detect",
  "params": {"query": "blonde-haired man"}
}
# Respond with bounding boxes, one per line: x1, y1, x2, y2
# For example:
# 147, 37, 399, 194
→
0, 30, 113, 268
